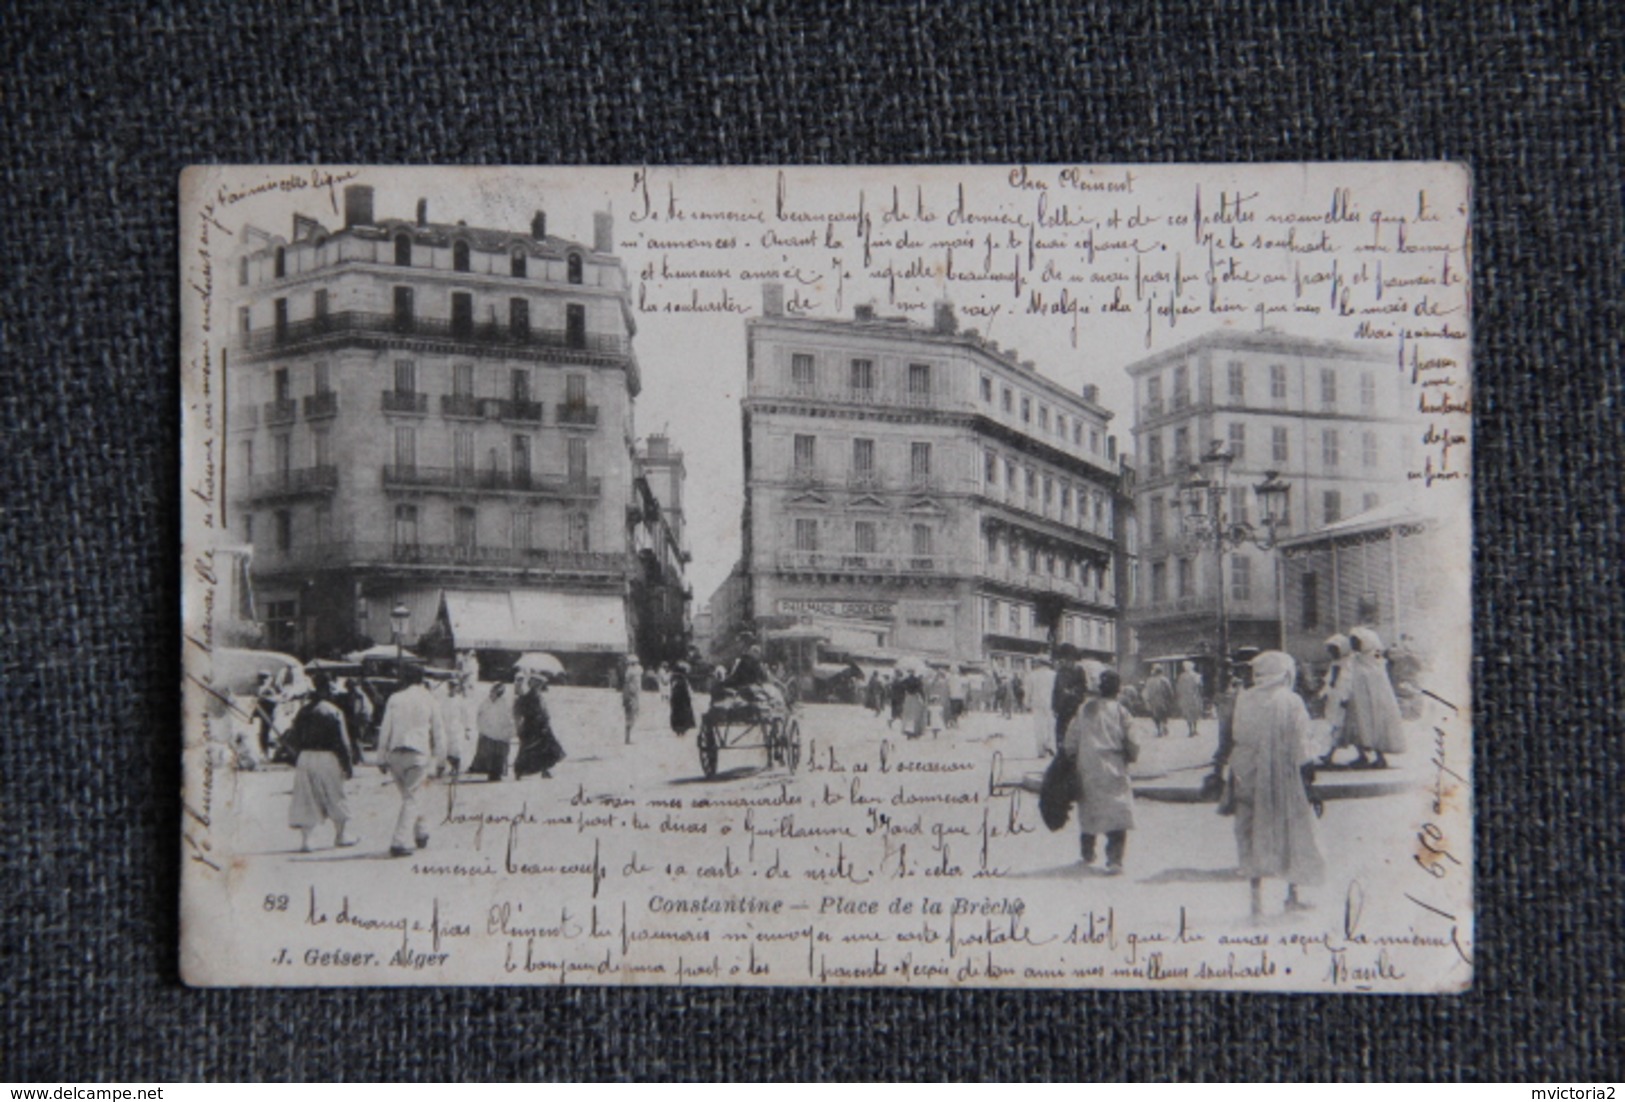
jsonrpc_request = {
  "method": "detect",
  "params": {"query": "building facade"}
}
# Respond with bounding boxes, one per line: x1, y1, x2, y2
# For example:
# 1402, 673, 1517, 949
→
227, 185, 642, 677
630, 434, 692, 666
1125, 329, 1411, 664
734, 290, 1126, 674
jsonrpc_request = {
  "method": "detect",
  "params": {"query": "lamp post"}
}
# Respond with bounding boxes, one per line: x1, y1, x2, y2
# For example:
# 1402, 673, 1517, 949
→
1179, 440, 1292, 687
390, 601, 411, 685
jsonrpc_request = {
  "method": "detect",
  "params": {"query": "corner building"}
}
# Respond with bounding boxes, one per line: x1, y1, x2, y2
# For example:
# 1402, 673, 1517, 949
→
1125, 329, 1412, 664
739, 289, 1126, 673
227, 185, 641, 675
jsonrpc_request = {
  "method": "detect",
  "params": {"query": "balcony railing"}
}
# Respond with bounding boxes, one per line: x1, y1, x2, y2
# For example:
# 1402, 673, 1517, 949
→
242, 465, 338, 501
774, 550, 970, 575
788, 466, 826, 488
906, 472, 939, 493
441, 394, 483, 419
1143, 398, 1164, 418
556, 403, 599, 427
847, 469, 884, 490
484, 398, 544, 423
381, 390, 429, 414
263, 398, 298, 426
253, 540, 631, 576
755, 378, 951, 411
381, 464, 601, 497
241, 310, 630, 358
303, 391, 338, 420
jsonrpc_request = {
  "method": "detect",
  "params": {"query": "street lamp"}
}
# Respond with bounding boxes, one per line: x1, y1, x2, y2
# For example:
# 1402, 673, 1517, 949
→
1178, 440, 1292, 687
390, 601, 411, 683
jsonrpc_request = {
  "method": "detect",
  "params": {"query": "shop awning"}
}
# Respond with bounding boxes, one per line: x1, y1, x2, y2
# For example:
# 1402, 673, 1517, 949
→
441, 589, 628, 653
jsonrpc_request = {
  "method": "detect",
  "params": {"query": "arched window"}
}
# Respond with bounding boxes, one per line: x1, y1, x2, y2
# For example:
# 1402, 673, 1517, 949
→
394, 233, 412, 267
453, 240, 471, 273
273, 246, 285, 278
567, 253, 583, 285
511, 250, 527, 278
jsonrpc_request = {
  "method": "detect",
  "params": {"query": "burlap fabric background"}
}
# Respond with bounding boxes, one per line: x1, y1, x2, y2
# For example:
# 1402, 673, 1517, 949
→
3, 0, 1620, 1082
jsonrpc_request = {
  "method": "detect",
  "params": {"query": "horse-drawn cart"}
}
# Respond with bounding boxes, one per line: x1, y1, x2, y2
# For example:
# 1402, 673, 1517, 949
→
697, 684, 801, 779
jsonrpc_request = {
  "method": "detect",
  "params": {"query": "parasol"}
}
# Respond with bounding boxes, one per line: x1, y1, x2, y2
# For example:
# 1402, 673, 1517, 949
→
514, 652, 566, 678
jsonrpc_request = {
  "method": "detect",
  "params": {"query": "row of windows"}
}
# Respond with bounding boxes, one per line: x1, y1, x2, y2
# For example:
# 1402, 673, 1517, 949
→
978, 373, 1106, 455
983, 597, 1115, 650
241, 427, 591, 480
983, 450, 1113, 532
983, 531, 1112, 590
1142, 423, 1382, 475
790, 518, 940, 556
246, 502, 592, 554
789, 352, 936, 397
242, 288, 592, 347
251, 238, 588, 284
789, 434, 937, 479
263, 361, 592, 406
1143, 360, 1378, 414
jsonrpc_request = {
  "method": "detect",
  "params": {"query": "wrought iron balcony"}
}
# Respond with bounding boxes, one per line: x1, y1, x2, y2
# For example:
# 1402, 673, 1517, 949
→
440, 394, 483, 419
263, 398, 298, 426
303, 391, 338, 420
241, 465, 338, 502
847, 469, 884, 490
381, 464, 601, 498
774, 550, 968, 576
483, 398, 544, 423
251, 540, 631, 577
381, 390, 429, 414
242, 310, 630, 358
556, 403, 599, 427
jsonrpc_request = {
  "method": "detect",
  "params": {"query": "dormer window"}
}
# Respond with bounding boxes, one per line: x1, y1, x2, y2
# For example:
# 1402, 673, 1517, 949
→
567, 253, 584, 285
511, 250, 527, 278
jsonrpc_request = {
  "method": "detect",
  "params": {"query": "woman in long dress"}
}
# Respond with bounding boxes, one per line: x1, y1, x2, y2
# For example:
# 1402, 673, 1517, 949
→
1228, 651, 1325, 918
286, 674, 357, 852
513, 673, 566, 779
900, 670, 928, 739
1344, 627, 1405, 767
1062, 669, 1138, 874
669, 662, 696, 737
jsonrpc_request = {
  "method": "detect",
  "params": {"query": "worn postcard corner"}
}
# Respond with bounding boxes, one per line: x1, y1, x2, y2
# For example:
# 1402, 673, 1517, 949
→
180, 164, 1473, 991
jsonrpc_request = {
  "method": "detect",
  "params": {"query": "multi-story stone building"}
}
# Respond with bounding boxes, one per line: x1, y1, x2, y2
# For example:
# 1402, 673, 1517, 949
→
630, 434, 692, 666
732, 289, 1126, 675
227, 185, 641, 678
1125, 329, 1411, 665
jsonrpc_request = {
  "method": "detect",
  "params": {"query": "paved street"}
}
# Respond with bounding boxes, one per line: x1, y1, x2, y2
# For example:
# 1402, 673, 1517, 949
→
223, 687, 1433, 941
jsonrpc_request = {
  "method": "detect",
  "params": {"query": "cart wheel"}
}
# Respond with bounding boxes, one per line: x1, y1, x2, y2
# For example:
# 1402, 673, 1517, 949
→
763, 717, 782, 768
698, 718, 720, 779
784, 717, 801, 774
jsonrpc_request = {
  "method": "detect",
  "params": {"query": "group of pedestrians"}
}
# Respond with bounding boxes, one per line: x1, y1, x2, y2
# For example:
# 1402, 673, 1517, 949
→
280, 661, 568, 857
1317, 627, 1406, 768
1041, 640, 1398, 920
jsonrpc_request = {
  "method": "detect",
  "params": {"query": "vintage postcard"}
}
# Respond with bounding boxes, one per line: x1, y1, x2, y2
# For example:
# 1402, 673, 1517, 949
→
180, 164, 1472, 990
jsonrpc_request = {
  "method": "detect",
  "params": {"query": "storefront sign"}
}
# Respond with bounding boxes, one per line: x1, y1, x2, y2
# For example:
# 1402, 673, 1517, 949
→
779, 597, 894, 621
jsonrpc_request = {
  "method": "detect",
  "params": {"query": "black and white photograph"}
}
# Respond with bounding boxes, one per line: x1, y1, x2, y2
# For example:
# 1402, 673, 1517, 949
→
179, 163, 1472, 991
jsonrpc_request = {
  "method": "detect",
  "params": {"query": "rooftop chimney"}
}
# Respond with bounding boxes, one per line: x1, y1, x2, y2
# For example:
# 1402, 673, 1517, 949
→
761, 282, 785, 316
593, 211, 614, 254
1021, 359, 1036, 371
343, 184, 374, 229
854, 304, 876, 322
531, 210, 547, 240
416, 198, 428, 226
647, 434, 670, 458
1082, 384, 1099, 403
933, 300, 957, 334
